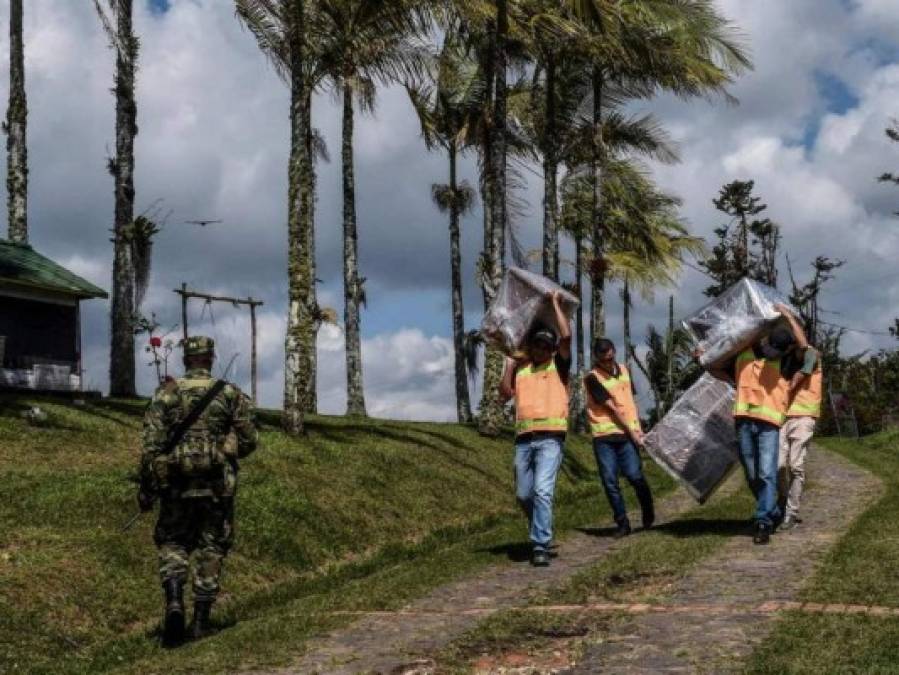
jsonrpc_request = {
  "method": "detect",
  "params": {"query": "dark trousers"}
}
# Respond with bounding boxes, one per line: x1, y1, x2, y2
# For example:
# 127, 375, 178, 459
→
594, 438, 654, 525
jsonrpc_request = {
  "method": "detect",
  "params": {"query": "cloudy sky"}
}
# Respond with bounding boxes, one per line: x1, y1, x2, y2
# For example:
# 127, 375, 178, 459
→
2, 0, 898, 420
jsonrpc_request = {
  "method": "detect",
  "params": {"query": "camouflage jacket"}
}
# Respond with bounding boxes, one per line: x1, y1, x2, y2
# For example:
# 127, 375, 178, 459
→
140, 368, 258, 499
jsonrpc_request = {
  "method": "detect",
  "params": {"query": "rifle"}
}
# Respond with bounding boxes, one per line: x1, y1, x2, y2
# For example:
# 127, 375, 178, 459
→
120, 511, 144, 533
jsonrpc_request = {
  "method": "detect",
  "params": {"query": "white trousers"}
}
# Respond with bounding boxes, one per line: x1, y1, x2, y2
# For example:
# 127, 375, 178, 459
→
778, 416, 816, 519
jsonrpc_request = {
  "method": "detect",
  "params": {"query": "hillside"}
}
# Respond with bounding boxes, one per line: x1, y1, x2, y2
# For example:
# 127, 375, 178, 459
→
0, 394, 672, 673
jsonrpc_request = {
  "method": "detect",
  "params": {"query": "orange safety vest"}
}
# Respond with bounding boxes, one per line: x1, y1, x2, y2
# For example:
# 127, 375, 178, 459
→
733, 349, 789, 427
514, 359, 569, 435
788, 351, 823, 419
586, 364, 641, 438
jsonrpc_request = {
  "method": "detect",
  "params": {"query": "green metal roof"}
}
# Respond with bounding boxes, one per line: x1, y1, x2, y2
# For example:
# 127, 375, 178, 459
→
0, 239, 108, 299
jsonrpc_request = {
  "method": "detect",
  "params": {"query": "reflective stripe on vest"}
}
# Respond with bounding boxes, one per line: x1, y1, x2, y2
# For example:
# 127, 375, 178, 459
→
733, 349, 788, 427
586, 364, 641, 438
515, 360, 569, 434
787, 360, 823, 418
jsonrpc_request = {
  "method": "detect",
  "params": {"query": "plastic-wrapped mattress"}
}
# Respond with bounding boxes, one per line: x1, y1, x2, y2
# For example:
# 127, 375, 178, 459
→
481, 266, 579, 354
643, 373, 738, 503
683, 278, 792, 370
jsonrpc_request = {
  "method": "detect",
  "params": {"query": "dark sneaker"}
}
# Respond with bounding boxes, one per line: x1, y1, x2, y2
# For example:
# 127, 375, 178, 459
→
613, 521, 632, 539
642, 508, 655, 530
753, 523, 771, 545
531, 548, 550, 567
780, 516, 798, 532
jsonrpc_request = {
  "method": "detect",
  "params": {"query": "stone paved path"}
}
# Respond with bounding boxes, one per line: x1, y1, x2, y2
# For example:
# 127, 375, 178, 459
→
568, 446, 881, 674
276, 475, 725, 674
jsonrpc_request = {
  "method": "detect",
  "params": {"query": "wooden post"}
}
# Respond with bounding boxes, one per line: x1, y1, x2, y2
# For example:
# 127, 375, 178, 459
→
249, 298, 258, 404
173, 286, 264, 398
181, 282, 189, 343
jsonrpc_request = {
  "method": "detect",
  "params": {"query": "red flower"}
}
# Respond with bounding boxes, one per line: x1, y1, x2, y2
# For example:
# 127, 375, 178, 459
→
149, 336, 163, 348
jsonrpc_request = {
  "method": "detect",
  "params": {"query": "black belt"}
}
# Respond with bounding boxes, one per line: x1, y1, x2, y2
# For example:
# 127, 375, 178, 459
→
516, 430, 567, 443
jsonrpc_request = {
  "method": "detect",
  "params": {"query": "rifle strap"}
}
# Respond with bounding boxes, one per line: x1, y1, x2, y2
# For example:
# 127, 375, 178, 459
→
162, 379, 228, 455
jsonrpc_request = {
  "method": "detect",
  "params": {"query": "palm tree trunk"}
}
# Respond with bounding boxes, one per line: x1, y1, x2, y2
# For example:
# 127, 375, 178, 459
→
542, 56, 558, 281
6, 0, 27, 244
622, 276, 632, 372
589, 66, 605, 363
478, 0, 508, 437
666, 294, 674, 412
570, 232, 587, 432
342, 83, 367, 417
282, 0, 312, 435
302, 91, 318, 415
109, 0, 137, 398
449, 144, 473, 424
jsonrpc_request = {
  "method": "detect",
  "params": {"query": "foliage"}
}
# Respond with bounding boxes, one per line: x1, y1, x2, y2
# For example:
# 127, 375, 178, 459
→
0, 394, 603, 673
699, 179, 781, 296
877, 118, 899, 216
631, 322, 702, 424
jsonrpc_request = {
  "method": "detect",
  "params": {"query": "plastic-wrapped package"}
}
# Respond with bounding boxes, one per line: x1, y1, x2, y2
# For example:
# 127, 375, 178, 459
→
682, 278, 792, 370
643, 373, 738, 503
481, 267, 579, 354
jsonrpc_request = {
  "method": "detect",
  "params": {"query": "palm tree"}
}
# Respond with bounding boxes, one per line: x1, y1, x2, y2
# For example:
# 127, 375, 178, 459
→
315, 0, 429, 417
6, 0, 27, 244
407, 30, 483, 424
93, 0, 139, 398
237, 0, 317, 433
566, 0, 750, 363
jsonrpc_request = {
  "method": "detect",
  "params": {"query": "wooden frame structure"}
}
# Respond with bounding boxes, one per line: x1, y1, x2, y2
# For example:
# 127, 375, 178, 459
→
174, 283, 264, 402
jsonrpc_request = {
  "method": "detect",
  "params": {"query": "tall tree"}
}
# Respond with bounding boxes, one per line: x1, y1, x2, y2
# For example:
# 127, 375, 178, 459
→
787, 255, 844, 343
566, 0, 750, 362
237, 0, 317, 433
94, 0, 139, 398
316, 0, 428, 417
699, 179, 781, 296
877, 118, 899, 215
406, 29, 483, 423
5, 0, 27, 244
476, 0, 511, 436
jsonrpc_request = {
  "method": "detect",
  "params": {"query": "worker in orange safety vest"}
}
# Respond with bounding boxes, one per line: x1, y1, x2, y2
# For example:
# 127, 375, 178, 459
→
499, 290, 572, 567
584, 338, 654, 538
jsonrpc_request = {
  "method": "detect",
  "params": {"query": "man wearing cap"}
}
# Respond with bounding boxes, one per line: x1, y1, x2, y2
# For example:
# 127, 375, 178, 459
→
584, 338, 654, 538
139, 336, 258, 646
499, 290, 572, 567
709, 304, 808, 545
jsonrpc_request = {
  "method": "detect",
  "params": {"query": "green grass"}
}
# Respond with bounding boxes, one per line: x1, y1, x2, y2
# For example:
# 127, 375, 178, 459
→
746, 432, 899, 674
0, 394, 674, 673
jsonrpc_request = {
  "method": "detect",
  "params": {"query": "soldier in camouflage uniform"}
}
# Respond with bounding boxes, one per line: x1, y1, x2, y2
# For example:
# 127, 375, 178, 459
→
138, 336, 258, 646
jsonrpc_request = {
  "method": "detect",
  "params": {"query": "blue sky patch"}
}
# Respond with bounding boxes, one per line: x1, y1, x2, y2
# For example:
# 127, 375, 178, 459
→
148, 0, 170, 14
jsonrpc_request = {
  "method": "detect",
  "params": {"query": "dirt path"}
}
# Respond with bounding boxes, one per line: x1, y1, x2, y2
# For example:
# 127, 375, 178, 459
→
567, 445, 881, 674
275, 475, 721, 674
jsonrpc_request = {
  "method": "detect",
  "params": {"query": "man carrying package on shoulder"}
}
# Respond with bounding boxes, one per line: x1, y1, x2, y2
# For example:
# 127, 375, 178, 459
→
778, 320, 823, 532
584, 338, 654, 538
499, 291, 572, 568
707, 303, 808, 545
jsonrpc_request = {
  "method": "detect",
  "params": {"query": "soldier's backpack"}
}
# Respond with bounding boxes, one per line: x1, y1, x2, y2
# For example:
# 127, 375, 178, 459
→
164, 379, 230, 478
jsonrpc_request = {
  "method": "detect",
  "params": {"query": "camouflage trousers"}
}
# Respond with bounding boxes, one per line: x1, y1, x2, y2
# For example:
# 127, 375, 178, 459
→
154, 496, 234, 601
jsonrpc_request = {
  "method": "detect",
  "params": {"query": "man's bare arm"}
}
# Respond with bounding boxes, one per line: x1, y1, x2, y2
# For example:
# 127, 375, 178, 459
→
548, 290, 572, 360
775, 303, 809, 350
499, 357, 517, 402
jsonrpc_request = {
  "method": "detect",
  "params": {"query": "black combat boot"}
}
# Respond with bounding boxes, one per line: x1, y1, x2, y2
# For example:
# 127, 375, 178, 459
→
190, 599, 216, 639
162, 578, 185, 648
613, 518, 632, 539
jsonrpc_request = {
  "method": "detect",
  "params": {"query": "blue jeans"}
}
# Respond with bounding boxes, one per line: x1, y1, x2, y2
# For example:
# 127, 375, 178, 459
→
736, 419, 782, 527
594, 439, 654, 525
514, 435, 564, 550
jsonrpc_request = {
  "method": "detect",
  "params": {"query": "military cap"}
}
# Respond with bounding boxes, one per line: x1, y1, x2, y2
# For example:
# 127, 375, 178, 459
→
183, 335, 215, 357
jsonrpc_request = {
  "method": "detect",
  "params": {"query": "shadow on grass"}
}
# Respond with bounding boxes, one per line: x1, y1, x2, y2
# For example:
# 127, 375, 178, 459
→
575, 525, 620, 538
477, 541, 533, 562
652, 517, 751, 538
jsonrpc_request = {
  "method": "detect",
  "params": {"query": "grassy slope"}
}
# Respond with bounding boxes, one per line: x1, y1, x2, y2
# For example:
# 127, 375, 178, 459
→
0, 394, 674, 673
746, 432, 899, 674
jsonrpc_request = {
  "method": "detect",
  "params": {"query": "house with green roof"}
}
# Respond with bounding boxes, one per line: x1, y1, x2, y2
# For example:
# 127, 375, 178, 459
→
0, 239, 107, 392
